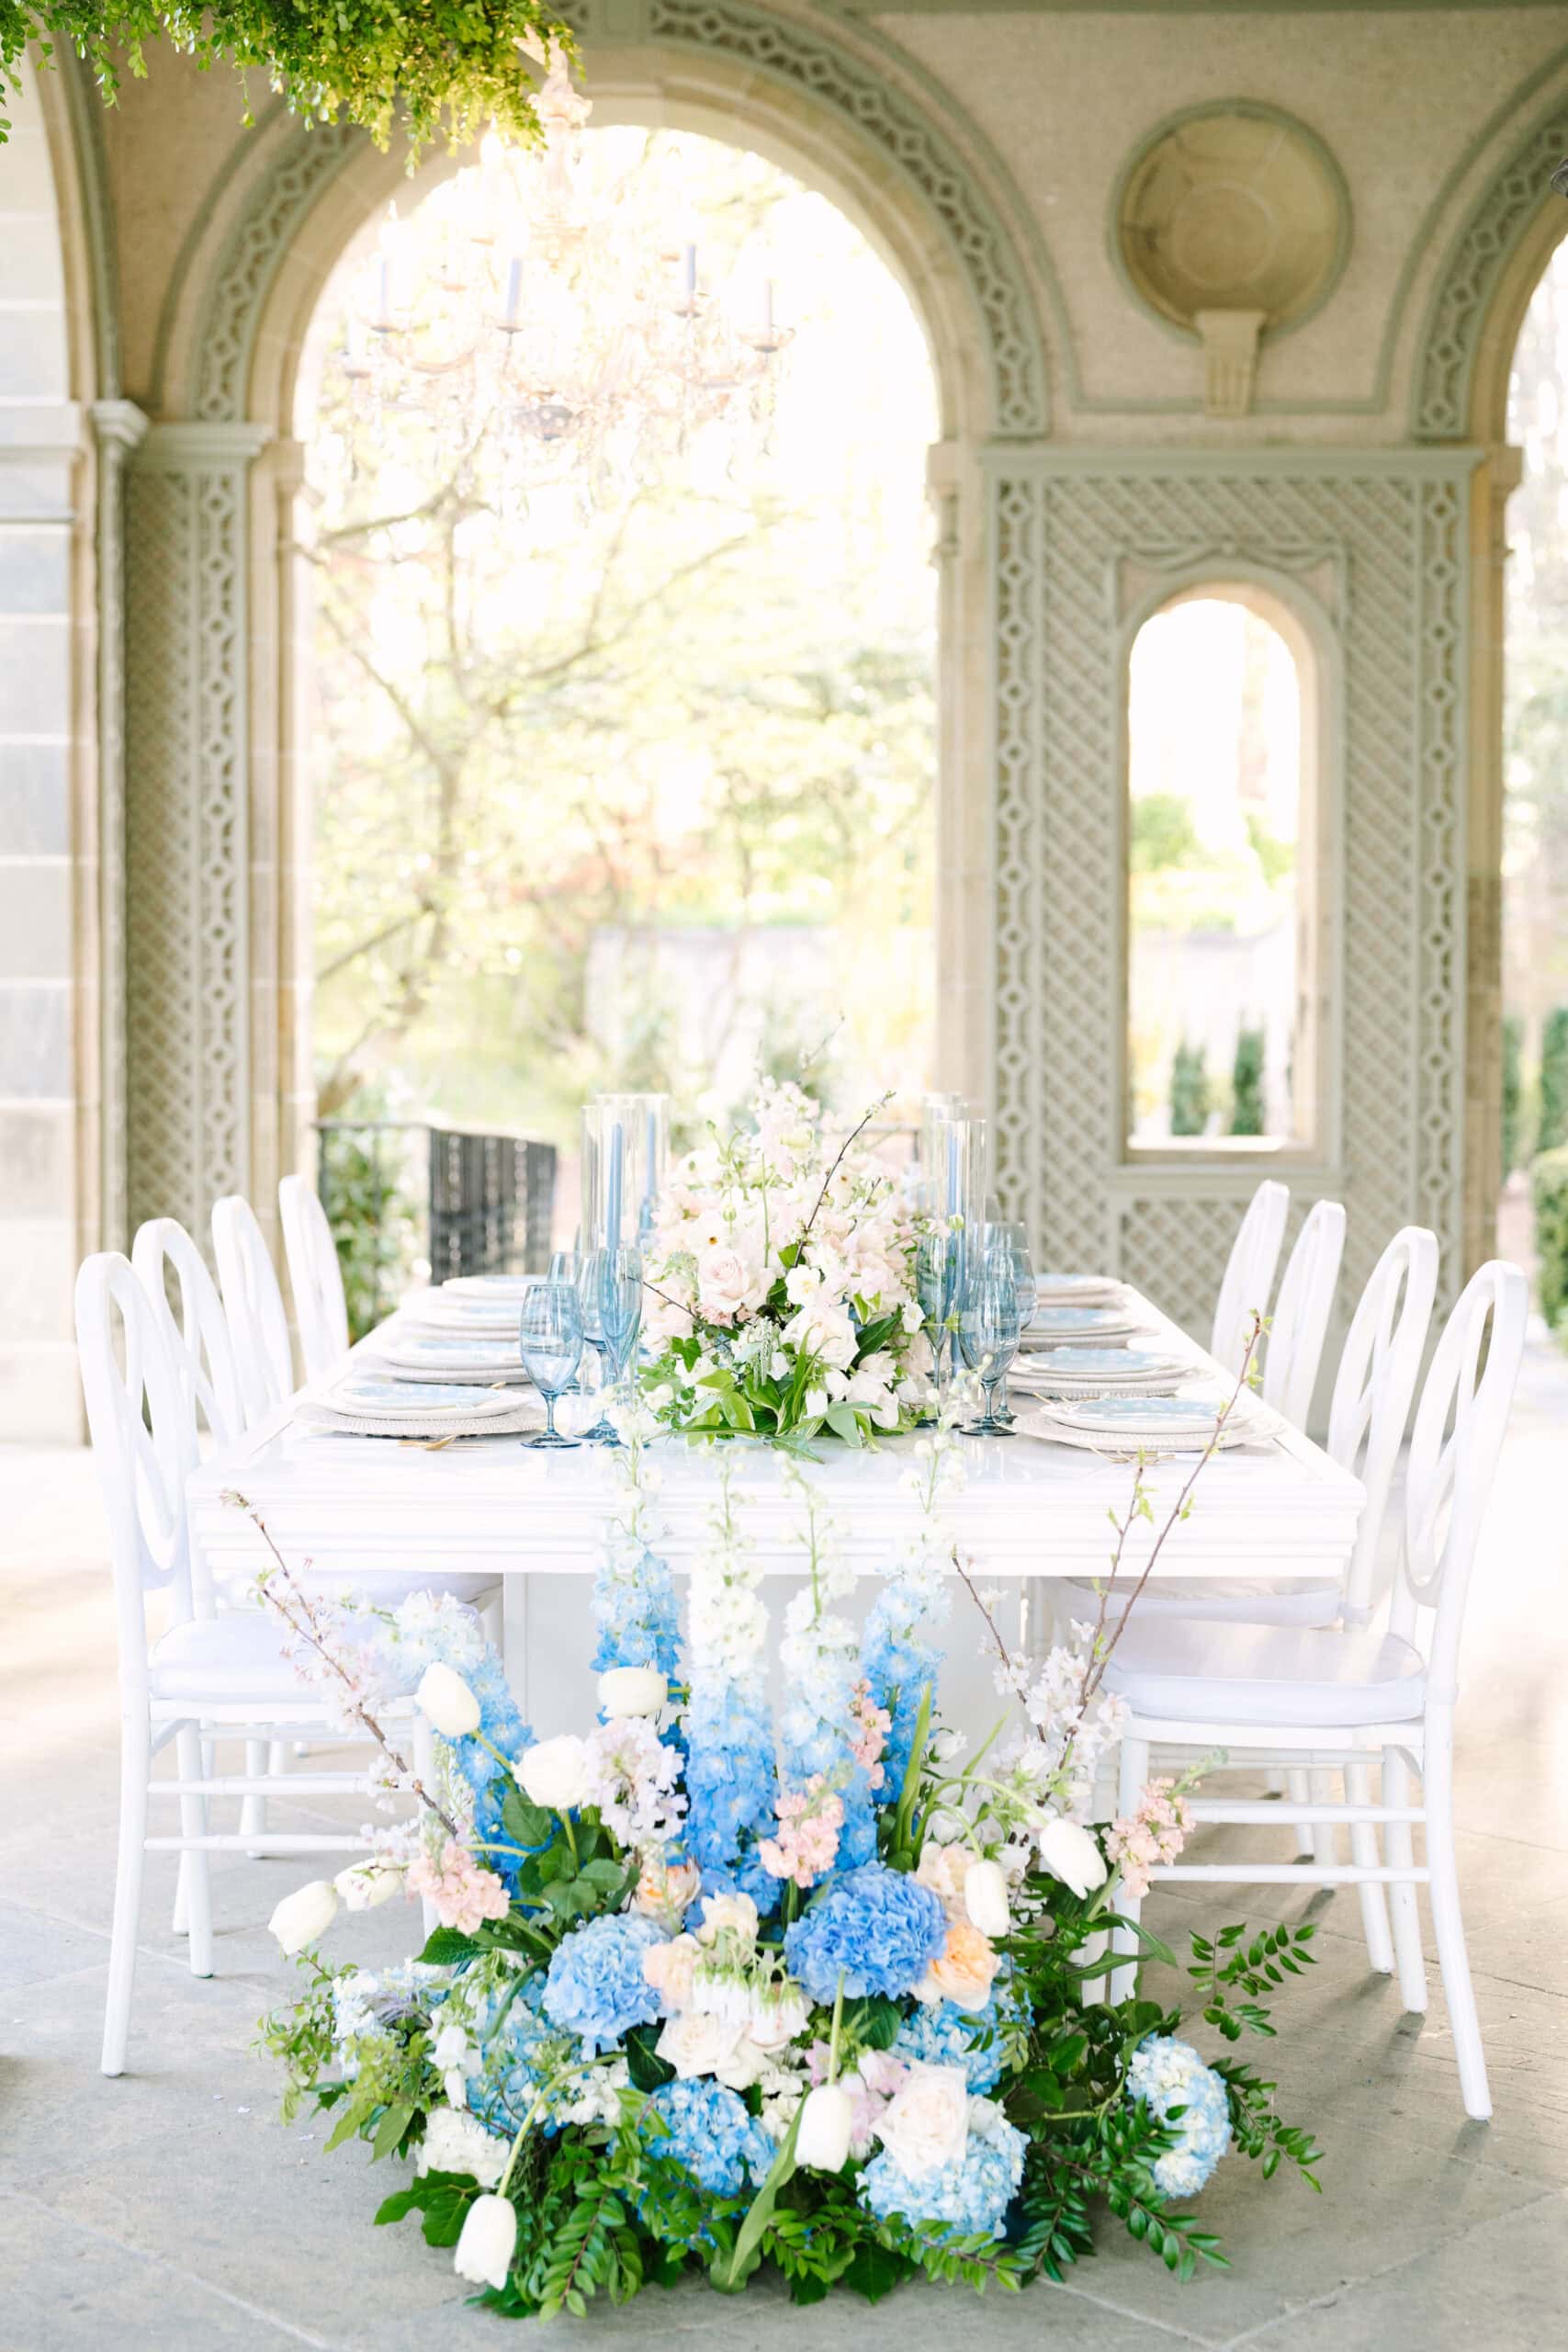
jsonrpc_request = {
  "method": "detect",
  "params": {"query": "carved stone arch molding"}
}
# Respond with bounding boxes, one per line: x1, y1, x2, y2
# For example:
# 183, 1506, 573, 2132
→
124, 0, 1053, 1246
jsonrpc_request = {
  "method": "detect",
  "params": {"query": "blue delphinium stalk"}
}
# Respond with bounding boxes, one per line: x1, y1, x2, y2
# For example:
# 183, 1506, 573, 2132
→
591, 1402, 681, 1679
682, 1462, 779, 1910
644, 2077, 773, 2199
860, 1421, 963, 1792
784, 1861, 947, 2004
1125, 2036, 1233, 2198
365, 1595, 533, 1892
776, 1467, 877, 1871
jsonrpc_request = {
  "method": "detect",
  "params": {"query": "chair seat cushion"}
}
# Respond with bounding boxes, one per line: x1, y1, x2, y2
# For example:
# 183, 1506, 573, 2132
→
148, 1612, 308, 1701
1100, 1620, 1427, 1728
1062, 1576, 1341, 1629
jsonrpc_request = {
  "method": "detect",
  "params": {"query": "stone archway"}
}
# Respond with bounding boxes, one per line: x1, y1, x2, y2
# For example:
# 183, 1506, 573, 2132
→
124, 0, 1053, 1251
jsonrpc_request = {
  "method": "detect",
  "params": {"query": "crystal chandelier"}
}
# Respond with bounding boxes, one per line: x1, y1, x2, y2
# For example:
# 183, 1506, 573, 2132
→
330, 51, 795, 501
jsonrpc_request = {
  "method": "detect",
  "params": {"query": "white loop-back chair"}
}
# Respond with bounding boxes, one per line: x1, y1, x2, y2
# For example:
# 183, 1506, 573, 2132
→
211, 1194, 294, 1427
1210, 1178, 1290, 1378
1261, 1197, 1347, 1430
278, 1172, 351, 1382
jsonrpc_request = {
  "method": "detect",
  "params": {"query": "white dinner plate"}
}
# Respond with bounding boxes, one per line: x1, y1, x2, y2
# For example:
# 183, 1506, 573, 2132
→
1060, 1396, 1221, 1435
1013, 1346, 1182, 1380
334, 1377, 517, 1415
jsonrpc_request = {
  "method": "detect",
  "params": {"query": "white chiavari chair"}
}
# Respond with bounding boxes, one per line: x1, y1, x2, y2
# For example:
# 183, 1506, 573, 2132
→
212, 1193, 295, 1426
76, 1251, 428, 2076
1100, 1261, 1528, 2119
1211, 1177, 1290, 1378
279, 1172, 351, 1383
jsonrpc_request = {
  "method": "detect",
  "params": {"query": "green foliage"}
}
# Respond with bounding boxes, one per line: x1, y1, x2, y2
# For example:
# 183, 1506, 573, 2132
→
1539, 1006, 1568, 1155
3, 2, 571, 151
1229, 1023, 1266, 1137
1169, 1038, 1210, 1138
1502, 1012, 1525, 1178
1130, 792, 1201, 875
1187, 1921, 1318, 2041
317, 1121, 416, 1341
1244, 809, 1295, 890
1532, 1143, 1568, 1335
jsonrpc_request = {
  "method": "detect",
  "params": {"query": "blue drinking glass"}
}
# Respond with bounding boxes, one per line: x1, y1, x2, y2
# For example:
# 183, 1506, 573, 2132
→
518, 1280, 583, 1449
916, 1229, 956, 1408
575, 1254, 617, 1443
597, 1244, 644, 1400
957, 1245, 1021, 1436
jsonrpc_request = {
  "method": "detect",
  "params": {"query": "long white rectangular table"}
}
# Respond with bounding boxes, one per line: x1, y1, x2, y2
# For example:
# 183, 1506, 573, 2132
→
186, 1288, 1365, 1711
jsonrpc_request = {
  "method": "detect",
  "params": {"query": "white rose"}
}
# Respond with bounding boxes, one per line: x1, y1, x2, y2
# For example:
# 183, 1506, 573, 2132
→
597, 1667, 666, 1719
418, 2106, 509, 2188
268, 1879, 338, 1956
964, 1859, 1011, 1939
696, 1891, 758, 1947
453, 2193, 517, 2290
333, 1857, 400, 1912
695, 1244, 764, 1322
656, 2013, 761, 2085
874, 2063, 971, 2179
795, 2082, 853, 2173
415, 1662, 481, 1739
632, 1856, 702, 1922
518, 1734, 592, 1813
1036, 1814, 1109, 1899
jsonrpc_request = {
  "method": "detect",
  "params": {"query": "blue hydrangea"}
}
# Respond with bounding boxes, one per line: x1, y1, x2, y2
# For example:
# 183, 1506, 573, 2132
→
644, 2076, 773, 2199
861, 2112, 1026, 2242
592, 1540, 681, 1679
896, 1993, 1009, 2095
466, 1972, 559, 2134
1125, 2035, 1232, 2199
542, 1912, 668, 2053
860, 1594, 945, 1798
784, 1862, 947, 2004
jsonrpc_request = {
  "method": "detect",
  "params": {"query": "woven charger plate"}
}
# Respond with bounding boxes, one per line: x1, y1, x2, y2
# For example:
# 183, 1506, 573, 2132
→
1014, 1405, 1260, 1456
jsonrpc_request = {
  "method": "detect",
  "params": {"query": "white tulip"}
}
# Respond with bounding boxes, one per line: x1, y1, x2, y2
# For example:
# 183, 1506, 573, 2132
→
453, 2192, 517, 2290
1036, 1814, 1109, 1899
519, 1733, 593, 1813
333, 1858, 400, 1912
597, 1666, 667, 1719
795, 2083, 853, 2173
268, 1879, 338, 1956
415, 1662, 481, 1739
963, 1858, 1011, 1939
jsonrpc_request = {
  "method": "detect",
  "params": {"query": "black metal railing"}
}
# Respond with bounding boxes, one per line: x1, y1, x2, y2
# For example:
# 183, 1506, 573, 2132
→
313, 1121, 558, 1337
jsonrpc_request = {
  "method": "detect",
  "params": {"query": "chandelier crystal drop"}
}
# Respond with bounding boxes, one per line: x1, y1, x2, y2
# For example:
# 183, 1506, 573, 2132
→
328, 51, 795, 504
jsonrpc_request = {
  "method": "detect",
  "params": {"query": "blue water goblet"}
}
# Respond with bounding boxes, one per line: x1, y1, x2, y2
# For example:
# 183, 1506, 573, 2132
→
518, 1280, 584, 1449
957, 1246, 1021, 1436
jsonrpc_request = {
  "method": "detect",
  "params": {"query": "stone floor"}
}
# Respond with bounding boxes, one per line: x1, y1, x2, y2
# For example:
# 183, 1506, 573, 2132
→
3, 1335, 1567, 2351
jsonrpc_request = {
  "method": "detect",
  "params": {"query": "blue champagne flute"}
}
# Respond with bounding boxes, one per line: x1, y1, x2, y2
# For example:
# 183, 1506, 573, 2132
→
549, 1250, 583, 1389
518, 1280, 584, 1450
575, 1254, 617, 1443
916, 1230, 955, 1408
597, 1244, 644, 1408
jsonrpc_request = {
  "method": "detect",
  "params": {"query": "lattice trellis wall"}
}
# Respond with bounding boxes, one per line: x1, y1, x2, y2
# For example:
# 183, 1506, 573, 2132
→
989, 453, 1476, 1332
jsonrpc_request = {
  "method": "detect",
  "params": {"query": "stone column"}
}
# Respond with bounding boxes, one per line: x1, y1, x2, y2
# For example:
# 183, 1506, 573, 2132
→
123, 421, 271, 1247
91, 398, 149, 1254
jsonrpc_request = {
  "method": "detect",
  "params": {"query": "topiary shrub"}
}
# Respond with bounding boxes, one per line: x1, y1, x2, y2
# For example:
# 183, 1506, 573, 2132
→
1539, 1007, 1568, 1157
1229, 1024, 1266, 1138
1534, 1145, 1568, 1337
1169, 1038, 1210, 1137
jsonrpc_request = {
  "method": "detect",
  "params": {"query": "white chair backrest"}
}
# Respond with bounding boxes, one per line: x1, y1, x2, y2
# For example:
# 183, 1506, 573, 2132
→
1325, 1225, 1438, 1624
1262, 1198, 1347, 1427
130, 1216, 246, 1447
211, 1193, 294, 1426
75, 1252, 199, 1679
279, 1173, 351, 1381
1211, 1179, 1290, 1376
1394, 1260, 1528, 1696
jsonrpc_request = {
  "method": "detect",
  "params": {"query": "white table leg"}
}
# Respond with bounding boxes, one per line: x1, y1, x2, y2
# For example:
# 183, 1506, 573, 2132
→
502, 1575, 529, 1717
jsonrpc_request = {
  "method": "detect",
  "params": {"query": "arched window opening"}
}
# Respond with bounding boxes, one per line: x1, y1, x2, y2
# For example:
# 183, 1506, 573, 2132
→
298, 127, 939, 1170
1124, 587, 1321, 1157
1502, 236, 1568, 1259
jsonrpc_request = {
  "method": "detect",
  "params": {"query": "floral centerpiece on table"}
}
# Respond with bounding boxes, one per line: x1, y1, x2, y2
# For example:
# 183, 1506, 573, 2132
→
638, 1079, 927, 1450
249, 1382, 1321, 2324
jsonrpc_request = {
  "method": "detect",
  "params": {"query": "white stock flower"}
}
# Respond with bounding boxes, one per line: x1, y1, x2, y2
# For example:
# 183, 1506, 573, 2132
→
597, 1666, 667, 1719
418, 2106, 508, 2188
453, 2193, 517, 2290
268, 1880, 338, 1956
518, 1734, 593, 1813
1036, 1814, 1109, 1898
415, 1662, 481, 1739
874, 2064, 971, 2179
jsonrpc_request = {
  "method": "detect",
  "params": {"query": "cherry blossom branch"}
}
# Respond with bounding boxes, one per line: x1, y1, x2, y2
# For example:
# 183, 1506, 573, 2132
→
221, 1489, 460, 1839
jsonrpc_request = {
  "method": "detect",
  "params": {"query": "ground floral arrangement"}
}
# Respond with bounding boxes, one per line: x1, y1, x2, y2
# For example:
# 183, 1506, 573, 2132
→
639, 1080, 929, 1449
247, 1381, 1321, 2324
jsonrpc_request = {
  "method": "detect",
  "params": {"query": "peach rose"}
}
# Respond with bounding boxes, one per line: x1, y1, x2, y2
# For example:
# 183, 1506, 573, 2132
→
915, 1922, 999, 2013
